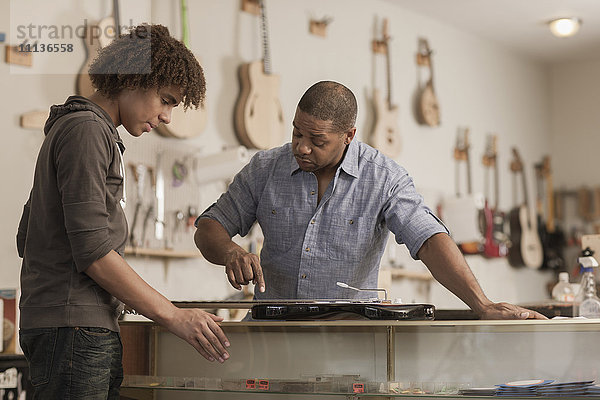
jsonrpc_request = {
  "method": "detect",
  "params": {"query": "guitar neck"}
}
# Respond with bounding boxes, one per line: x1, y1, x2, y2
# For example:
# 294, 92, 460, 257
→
259, 0, 272, 75
383, 19, 392, 107
180, 0, 190, 48
493, 161, 499, 209
466, 148, 472, 194
386, 41, 392, 106
544, 158, 556, 232
521, 167, 529, 207
113, 0, 121, 36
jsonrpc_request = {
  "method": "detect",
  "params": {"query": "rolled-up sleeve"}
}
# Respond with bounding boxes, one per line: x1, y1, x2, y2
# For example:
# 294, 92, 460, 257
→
383, 169, 449, 260
56, 121, 113, 272
196, 153, 265, 238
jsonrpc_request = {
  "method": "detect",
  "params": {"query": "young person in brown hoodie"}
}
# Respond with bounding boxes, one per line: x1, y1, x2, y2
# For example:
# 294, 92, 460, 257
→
16, 24, 229, 399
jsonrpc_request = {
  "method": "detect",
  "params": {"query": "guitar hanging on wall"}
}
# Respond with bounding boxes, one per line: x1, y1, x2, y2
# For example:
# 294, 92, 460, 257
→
481, 134, 508, 258
369, 18, 402, 158
534, 156, 566, 270
415, 38, 440, 127
234, 0, 284, 150
77, 0, 120, 97
441, 127, 484, 254
155, 0, 207, 139
507, 148, 543, 269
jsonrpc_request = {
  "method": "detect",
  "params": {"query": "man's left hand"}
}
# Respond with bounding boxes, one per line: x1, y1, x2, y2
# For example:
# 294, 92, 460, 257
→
477, 302, 547, 320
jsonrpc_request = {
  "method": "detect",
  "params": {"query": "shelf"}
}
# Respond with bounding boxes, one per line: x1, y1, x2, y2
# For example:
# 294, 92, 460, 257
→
390, 269, 434, 281
121, 376, 462, 397
121, 376, 600, 398
124, 246, 202, 259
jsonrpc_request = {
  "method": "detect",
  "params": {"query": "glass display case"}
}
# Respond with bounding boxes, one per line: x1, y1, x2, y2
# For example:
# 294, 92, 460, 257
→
119, 313, 600, 399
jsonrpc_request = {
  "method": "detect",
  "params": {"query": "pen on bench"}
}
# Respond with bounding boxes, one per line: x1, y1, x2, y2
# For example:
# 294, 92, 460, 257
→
336, 281, 388, 301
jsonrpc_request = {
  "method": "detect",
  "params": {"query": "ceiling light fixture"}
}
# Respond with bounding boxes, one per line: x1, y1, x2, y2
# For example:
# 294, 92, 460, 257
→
548, 17, 582, 38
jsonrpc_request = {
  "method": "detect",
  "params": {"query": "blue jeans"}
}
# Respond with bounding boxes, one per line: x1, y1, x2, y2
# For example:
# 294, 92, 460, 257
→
19, 327, 123, 400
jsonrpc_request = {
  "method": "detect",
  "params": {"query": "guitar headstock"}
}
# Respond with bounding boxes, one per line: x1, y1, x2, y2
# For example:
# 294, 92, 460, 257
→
372, 18, 391, 54
534, 155, 551, 179
482, 134, 497, 167
417, 38, 433, 65
541, 155, 551, 178
510, 147, 523, 173
454, 127, 470, 161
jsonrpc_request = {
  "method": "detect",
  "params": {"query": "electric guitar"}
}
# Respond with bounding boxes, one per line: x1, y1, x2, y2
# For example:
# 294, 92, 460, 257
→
481, 134, 508, 258
534, 156, 566, 270
441, 127, 484, 254
369, 18, 401, 158
155, 0, 207, 139
234, 0, 284, 150
507, 148, 543, 269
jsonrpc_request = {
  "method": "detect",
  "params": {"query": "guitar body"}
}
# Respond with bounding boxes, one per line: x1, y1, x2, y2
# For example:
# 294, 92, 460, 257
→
156, 103, 207, 138
417, 82, 440, 127
370, 89, 401, 157
154, 0, 207, 139
97, 16, 116, 48
234, 60, 284, 150
482, 200, 507, 258
509, 205, 543, 268
76, 22, 102, 97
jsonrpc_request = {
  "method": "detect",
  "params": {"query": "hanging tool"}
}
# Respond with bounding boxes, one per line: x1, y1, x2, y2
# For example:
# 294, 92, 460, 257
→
128, 163, 147, 247
141, 205, 155, 247
173, 210, 185, 244
155, 152, 165, 242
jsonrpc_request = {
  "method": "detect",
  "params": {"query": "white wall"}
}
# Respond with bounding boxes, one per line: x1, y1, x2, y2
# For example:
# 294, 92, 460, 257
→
551, 60, 600, 188
4, 0, 594, 308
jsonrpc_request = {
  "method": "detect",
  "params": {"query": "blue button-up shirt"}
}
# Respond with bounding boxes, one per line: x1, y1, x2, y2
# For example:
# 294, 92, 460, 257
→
197, 140, 447, 300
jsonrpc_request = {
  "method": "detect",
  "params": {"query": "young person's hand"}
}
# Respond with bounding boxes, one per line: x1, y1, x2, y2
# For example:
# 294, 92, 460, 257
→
166, 308, 231, 362
224, 248, 265, 292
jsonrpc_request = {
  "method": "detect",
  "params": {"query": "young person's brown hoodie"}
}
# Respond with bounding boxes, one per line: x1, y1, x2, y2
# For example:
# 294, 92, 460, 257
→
17, 96, 127, 331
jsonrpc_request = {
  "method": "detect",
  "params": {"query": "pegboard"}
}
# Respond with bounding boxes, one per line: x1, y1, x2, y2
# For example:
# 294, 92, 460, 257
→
119, 129, 228, 252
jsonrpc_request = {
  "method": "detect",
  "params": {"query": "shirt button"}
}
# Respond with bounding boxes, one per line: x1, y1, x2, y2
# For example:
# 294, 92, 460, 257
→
349, 219, 354, 224
310, 190, 316, 195
305, 247, 310, 252
301, 274, 307, 279
310, 219, 316, 224
271, 209, 276, 214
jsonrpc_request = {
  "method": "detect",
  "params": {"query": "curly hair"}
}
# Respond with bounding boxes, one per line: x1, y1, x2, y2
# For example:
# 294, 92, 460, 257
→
89, 24, 204, 110
297, 81, 357, 133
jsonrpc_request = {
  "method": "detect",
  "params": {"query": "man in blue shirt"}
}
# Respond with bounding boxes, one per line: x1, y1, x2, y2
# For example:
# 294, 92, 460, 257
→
195, 81, 545, 319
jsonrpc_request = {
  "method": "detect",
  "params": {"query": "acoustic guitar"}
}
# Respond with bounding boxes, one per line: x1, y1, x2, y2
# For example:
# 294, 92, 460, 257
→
507, 148, 543, 269
441, 127, 484, 254
416, 38, 440, 127
155, 0, 207, 139
77, 0, 120, 97
534, 156, 566, 270
481, 135, 508, 258
369, 19, 401, 158
234, 0, 284, 150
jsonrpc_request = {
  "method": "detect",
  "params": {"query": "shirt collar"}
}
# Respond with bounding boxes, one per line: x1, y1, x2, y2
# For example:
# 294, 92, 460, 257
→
340, 139, 359, 178
288, 139, 359, 178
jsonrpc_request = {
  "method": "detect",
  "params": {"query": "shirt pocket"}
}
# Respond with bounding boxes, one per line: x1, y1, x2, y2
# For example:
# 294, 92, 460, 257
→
257, 205, 294, 254
326, 214, 365, 261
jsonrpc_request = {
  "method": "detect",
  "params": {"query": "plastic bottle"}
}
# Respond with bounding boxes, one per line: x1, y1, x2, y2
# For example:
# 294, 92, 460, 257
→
552, 272, 575, 302
573, 248, 600, 318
